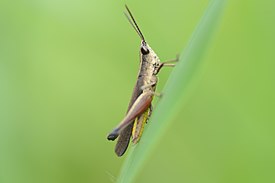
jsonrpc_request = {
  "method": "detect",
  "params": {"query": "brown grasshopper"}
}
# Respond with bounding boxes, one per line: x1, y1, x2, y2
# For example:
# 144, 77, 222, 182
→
107, 5, 177, 157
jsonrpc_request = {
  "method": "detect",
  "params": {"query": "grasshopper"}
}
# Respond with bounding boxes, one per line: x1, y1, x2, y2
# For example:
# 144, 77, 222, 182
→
107, 5, 178, 157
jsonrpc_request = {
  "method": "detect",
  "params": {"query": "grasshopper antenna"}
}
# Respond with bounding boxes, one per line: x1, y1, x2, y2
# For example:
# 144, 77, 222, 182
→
124, 5, 146, 42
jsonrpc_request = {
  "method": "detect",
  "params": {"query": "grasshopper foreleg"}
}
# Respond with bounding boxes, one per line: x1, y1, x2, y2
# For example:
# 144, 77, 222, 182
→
162, 55, 179, 67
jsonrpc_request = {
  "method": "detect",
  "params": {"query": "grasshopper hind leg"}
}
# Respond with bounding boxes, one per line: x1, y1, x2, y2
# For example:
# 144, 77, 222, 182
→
132, 105, 152, 144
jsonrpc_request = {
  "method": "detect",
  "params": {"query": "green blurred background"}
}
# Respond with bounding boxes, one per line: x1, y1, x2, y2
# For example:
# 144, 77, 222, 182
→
1, 0, 274, 183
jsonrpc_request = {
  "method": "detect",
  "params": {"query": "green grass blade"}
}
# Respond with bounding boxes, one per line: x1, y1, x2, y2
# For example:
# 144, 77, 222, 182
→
117, 0, 226, 182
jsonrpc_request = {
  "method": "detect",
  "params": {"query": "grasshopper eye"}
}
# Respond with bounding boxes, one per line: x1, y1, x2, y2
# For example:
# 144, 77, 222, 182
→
141, 46, 150, 55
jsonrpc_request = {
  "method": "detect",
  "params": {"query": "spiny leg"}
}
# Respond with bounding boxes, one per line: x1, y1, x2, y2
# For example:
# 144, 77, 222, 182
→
107, 91, 153, 141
